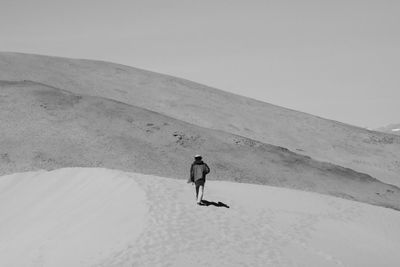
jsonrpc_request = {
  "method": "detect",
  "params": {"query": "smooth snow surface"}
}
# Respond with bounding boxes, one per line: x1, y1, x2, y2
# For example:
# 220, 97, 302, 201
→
392, 129, 400, 132
1, 168, 400, 267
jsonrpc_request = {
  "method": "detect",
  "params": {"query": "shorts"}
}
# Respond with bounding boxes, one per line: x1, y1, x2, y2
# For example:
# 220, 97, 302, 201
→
194, 179, 205, 187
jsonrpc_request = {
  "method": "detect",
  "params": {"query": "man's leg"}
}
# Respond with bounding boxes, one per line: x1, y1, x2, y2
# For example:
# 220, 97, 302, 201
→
195, 184, 199, 200
197, 185, 204, 204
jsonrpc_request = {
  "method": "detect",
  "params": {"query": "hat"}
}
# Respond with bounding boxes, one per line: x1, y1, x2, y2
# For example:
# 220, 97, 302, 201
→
194, 154, 202, 159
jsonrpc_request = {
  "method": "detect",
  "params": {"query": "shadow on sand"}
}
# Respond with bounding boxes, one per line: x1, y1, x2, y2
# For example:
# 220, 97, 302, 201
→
200, 200, 230, 208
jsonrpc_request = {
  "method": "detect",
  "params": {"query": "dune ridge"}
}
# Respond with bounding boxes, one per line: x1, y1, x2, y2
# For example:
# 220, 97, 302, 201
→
0, 52, 399, 187
1, 80, 400, 210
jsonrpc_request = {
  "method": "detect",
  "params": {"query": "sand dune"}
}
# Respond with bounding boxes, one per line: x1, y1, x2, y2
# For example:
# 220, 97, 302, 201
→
1, 168, 400, 267
0, 168, 147, 267
1, 52, 399, 186
1, 80, 399, 210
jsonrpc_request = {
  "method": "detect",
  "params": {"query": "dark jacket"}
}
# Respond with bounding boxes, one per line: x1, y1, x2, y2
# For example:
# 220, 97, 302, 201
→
189, 160, 210, 183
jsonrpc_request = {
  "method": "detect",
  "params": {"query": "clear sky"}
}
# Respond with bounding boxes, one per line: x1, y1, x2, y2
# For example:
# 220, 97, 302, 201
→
1, 0, 399, 128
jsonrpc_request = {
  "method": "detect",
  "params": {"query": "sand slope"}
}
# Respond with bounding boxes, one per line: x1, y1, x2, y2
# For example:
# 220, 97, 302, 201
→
1, 80, 399, 210
0, 52, 399, 186
0, 168, 146, 267
1, 168, 400, 267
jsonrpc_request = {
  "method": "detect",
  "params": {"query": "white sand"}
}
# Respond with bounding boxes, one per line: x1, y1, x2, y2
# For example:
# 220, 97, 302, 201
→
0, 168, 147, 267
1, 168, 400, 267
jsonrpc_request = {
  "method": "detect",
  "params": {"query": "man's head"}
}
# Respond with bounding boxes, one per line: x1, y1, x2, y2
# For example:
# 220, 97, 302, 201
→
194, 154, 202, 160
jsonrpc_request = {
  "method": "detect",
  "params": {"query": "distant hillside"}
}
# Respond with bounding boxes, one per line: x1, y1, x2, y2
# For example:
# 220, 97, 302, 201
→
0, 80, 399, 210
1, 52, 399, 187
375, 123, 400, 135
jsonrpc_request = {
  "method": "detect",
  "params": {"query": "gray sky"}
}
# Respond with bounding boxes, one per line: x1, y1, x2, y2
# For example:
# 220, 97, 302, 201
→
1, 0, 399, 128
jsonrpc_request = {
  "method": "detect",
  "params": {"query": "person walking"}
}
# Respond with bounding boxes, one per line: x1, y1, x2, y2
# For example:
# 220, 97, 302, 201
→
188, 155, 210, 205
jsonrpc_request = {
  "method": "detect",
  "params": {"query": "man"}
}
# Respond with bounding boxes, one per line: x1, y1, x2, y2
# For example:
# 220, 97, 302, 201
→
188, 155, 210, 205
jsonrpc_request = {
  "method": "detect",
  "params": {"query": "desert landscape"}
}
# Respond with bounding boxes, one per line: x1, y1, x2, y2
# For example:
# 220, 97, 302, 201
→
2, 168, 400, 267
1, 53, 399, 187
1, 53, 400, 266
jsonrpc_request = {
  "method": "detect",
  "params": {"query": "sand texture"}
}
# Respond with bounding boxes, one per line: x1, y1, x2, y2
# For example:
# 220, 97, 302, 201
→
1, 168, 400, 267
1, 53, 400, 266
1, 52, 399, 187
0, 80, 399, 210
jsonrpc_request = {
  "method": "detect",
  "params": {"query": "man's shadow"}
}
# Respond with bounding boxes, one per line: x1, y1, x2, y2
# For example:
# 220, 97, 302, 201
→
200, 200, 230, 208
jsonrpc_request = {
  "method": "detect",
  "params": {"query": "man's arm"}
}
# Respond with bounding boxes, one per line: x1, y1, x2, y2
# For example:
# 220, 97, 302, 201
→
188, 164, 194, 183
204, 164, 210, 175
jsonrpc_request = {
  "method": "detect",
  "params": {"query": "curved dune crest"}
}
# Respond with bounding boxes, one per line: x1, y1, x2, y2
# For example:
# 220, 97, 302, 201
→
1, 79, 400, 211
1, 168, 400, 266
